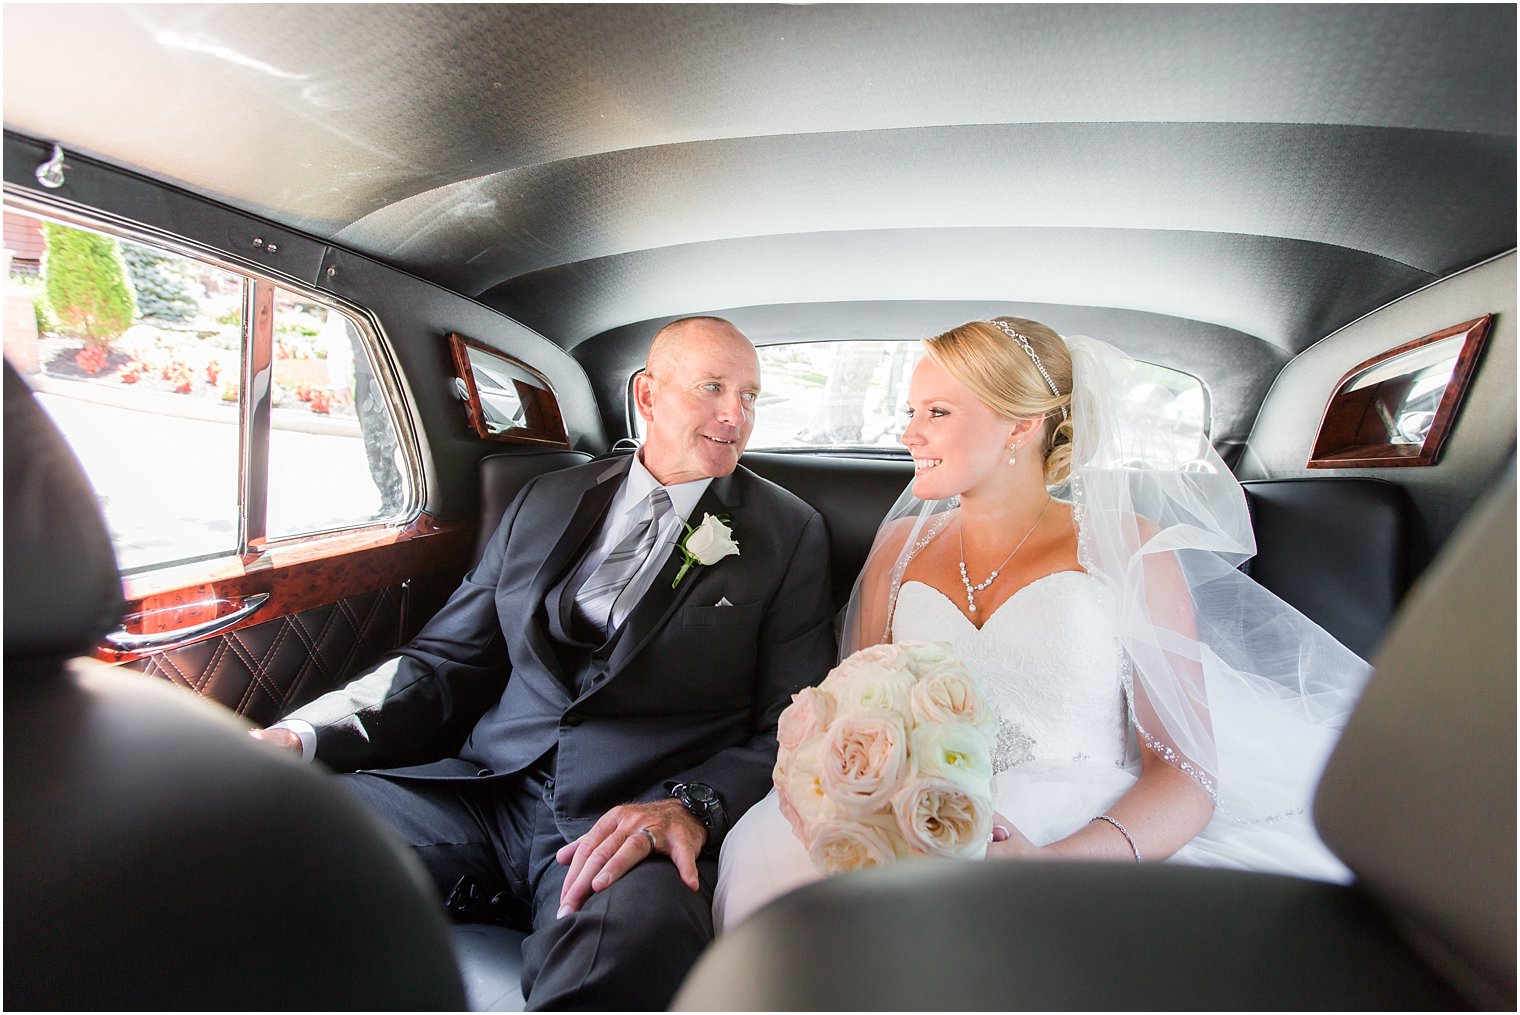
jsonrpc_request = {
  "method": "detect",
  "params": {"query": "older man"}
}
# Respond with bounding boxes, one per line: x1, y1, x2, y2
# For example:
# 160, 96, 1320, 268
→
254, 317, 835, 1009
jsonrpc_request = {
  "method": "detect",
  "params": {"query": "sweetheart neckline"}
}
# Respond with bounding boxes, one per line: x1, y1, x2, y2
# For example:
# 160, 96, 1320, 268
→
900, 571, 1091, 632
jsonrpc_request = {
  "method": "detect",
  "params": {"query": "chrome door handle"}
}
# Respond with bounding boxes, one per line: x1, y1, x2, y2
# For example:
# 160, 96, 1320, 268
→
105, 593, 271, 651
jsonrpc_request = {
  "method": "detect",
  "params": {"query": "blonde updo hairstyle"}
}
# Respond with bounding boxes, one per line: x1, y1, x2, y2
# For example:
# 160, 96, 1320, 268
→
923, 316, 1075, 488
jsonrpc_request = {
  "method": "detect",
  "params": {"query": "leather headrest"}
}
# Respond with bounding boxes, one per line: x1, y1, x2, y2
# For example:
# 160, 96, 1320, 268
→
1314, 469, 1516, 1008
3, 360, 124, 662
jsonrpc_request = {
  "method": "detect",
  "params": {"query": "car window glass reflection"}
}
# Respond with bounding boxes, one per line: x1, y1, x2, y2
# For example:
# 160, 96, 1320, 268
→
5, 206, 413, 573
10, 213, 243, 572
265, 297, 408, 539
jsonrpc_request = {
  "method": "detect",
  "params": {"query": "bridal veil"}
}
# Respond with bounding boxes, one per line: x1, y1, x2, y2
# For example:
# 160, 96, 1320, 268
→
841, 331, 1371, 824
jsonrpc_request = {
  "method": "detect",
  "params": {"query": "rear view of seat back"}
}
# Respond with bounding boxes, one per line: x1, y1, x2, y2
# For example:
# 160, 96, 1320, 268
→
3, 361, 466, 1009
1314, 470, 1516, 1008
1241, 477, 1409, 659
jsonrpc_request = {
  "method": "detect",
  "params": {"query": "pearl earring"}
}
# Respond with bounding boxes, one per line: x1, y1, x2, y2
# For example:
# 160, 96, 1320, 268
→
1008, 443, 1019, 465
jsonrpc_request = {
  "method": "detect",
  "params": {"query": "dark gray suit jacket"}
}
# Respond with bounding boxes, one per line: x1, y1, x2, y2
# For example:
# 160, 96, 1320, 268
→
289, 456, 837, 847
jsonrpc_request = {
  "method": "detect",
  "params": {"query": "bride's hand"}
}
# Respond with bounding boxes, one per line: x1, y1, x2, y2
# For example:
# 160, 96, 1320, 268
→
985, 810, 1040, 859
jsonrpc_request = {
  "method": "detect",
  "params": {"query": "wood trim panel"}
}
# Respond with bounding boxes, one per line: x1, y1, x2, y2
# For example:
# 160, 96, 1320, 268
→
98, 514, 471, 664
1308, 315, 1493, 469
447, 332, 570, 447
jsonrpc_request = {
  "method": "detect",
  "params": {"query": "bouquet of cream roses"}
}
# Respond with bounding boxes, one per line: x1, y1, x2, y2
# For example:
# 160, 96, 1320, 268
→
773, 641, 998, 875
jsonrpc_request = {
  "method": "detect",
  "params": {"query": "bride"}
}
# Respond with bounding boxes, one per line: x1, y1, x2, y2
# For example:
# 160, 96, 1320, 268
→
715, 317, 1370, 931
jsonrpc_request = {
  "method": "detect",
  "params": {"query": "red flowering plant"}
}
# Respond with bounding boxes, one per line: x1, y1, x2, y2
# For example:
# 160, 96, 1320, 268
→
166, 359, 193, 393
115, 359, 144, 384
75, 345, 110, 375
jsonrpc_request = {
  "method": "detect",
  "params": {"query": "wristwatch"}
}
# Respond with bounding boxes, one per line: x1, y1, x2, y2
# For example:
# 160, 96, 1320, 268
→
671, 782, 725, 841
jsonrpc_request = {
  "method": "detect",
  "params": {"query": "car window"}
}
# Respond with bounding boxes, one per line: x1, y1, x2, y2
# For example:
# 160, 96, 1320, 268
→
4, 204, 416, 574
1308, 315, 1492, 469
627, 340, 1209, 452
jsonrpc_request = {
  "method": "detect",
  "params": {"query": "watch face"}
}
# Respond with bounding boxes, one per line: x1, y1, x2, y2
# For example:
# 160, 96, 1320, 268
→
685, 783, 717, 805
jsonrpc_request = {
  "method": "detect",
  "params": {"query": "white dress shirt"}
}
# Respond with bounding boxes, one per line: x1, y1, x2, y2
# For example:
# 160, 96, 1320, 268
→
567, 451, 710, 632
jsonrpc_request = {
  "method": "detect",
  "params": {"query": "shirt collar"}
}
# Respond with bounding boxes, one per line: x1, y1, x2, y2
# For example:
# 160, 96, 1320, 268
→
617, 450, 712, 523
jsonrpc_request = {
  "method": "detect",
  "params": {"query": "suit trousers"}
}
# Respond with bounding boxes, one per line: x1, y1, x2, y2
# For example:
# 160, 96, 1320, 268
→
339, 769, 718, 1011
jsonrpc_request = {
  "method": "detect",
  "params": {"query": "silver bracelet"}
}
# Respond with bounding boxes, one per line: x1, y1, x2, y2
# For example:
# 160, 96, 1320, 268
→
1091, 814, 1142, 862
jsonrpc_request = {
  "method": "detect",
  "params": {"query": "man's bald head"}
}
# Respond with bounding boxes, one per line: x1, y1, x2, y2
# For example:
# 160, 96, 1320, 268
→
646, 317, 749, 378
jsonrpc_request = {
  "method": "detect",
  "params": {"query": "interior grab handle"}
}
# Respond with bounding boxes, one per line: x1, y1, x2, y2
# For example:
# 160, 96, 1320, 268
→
105, 593, 272, 651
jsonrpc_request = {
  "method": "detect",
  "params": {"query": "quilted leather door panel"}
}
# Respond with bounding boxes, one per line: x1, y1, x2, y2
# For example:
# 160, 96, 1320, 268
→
125, 585, 408, 726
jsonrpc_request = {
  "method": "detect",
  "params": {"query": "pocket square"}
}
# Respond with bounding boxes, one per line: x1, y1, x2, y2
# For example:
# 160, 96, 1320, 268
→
714, 596, 733, 607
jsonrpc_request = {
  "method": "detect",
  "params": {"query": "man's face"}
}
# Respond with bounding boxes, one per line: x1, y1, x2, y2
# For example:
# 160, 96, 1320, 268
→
635, 322, 760, 485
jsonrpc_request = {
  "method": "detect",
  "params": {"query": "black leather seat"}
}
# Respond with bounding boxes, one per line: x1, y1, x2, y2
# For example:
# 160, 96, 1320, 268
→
2, 361, 467, 1009
453, 449, 604, 1011
474, 449, 595, 563
673, 471, 1515, 1010
460, 449, 1429, 1010
1241, 477, 1409, 659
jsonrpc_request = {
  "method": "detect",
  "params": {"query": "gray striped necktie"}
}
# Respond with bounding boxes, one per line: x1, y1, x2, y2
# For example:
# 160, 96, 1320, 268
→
572, 486, 674, 633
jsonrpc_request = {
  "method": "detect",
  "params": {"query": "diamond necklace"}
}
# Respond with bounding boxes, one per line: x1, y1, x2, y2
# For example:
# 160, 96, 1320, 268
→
957, 497, 1053, 614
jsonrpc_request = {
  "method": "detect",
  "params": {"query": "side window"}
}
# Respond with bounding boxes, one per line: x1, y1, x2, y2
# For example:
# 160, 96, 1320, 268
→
3, 204, 415, 575
1309, 315, 1492, 468
627, 340, 1209, 452
266, 294, 409, 538
447, 332, 569, 447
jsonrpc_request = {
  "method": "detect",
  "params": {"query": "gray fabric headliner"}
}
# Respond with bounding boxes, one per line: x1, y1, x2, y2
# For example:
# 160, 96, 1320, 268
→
493, 226, 1436, 355
336, 123, 1512, 300
2, 3, 1514, 426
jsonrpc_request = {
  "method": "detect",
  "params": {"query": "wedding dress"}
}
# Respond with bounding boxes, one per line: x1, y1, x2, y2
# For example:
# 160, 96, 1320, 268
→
714, 572, 1351, 933
716, 328, 1367, 933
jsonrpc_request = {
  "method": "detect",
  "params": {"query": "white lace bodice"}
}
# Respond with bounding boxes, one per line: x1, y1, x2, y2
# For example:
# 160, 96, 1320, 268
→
893, 574, 1129, 770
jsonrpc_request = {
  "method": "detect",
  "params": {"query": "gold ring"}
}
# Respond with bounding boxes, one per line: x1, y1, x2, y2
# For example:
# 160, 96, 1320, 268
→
639, 827, 659, 851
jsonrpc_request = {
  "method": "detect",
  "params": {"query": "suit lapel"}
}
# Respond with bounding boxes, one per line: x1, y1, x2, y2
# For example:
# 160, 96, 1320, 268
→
523, 458, 629, 685
602, 471, 743, 681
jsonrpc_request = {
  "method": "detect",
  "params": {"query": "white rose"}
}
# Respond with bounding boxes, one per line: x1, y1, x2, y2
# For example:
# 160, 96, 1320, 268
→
902, 641, 960, 672
778, 686, 834, 752
807, 816, 902, 875
908, 664, 994, 733
774, 743, 831, 844
892, 775, 994, 860
834, 664, 917, 717
909, 722, 993, 791
820, 710, 909, 817
847, 643, 906, 667
683, 513, 739, 565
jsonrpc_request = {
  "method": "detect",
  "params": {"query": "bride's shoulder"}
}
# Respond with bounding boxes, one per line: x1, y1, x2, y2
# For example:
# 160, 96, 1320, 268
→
871, 514, 924, 557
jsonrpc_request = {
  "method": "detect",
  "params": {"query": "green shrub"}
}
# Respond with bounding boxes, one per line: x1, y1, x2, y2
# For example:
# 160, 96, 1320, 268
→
41, 223, 138, 345
121, 243, 197, 323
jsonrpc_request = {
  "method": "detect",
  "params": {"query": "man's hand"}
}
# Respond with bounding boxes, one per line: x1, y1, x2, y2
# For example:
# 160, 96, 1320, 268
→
248, 727, 303, 755
554, 799, 707, 917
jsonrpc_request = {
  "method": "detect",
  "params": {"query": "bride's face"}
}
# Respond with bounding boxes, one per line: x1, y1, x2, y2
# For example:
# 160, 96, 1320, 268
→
901, 355, 1016, 500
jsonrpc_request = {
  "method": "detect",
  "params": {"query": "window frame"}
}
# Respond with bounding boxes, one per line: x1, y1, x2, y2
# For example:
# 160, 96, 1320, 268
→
1307, 315, 1493, 469
3, 189, 426, 574
447, 331, 570, 447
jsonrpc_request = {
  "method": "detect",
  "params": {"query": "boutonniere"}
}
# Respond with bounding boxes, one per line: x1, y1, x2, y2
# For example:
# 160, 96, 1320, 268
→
672, 513, 740, 588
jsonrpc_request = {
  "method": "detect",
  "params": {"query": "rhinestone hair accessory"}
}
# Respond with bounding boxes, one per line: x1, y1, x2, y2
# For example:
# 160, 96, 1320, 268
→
987, 320, 1069, 420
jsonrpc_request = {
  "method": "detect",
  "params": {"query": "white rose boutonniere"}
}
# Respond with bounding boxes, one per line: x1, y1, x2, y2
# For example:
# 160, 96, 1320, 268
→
672, 512, 739, 588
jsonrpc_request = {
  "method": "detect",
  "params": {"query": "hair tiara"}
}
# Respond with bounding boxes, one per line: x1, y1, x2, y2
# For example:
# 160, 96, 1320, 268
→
986, 319, 1069, 420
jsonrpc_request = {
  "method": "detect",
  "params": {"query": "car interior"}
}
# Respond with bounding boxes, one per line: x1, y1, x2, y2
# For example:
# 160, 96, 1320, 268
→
2, 4, 1514, 1010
